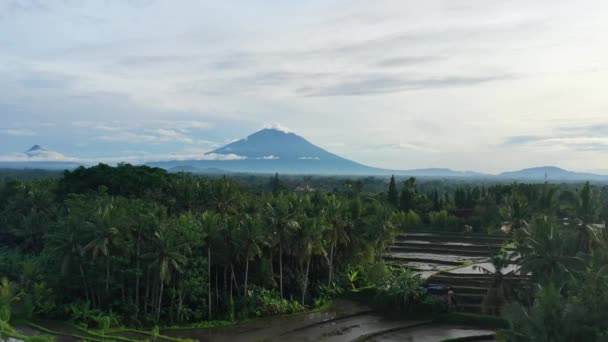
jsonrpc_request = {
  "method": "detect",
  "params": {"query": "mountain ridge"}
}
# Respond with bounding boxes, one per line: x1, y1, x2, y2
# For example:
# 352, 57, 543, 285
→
2, 131, 608, 181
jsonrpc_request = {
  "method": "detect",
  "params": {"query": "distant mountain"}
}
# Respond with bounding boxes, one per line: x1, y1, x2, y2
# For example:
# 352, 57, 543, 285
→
148, 128, 510, 177
399, 168, 489, 178
168, 165, 200, 173
0, 145, 82, 170
6, 140, 608, 181
151, 128, 386, 175
498, 166, 608, 182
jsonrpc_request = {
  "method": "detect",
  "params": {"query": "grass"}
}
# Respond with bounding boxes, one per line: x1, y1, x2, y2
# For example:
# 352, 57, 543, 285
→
16, 301, 333, 342
27, 322, 106, 342
104, 327, 196, 341
163, 299, 332, 331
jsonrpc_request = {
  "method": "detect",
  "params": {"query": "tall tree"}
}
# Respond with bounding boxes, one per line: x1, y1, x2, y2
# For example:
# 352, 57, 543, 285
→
387, 175, 399, 207
199, 211, 218, 319
293, 217, 326, 305
238, 213, 264, 297
399, 177, 417, 212
144, 230, 189, 321
266, 194, 300, 298
574, 182, 600, 252
324, 196, 351, 287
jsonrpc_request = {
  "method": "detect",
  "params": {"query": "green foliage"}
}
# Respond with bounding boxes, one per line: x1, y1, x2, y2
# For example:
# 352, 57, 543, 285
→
0, 277, 22, 322
387, 175, 399, 207
429, 210, 460, 231
372, 268, 424, 313
246, 288, 304, 317
3, 164, 608, 337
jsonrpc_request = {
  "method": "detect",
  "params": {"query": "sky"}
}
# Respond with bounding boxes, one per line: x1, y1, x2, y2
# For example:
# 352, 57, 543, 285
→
1, 0, 608, 173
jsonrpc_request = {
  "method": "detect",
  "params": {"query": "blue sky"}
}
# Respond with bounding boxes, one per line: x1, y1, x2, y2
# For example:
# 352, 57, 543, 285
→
1, 0, 608, 173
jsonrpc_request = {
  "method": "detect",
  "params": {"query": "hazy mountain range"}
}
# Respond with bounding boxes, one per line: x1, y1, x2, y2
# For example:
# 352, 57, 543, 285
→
2, 128, 608, 182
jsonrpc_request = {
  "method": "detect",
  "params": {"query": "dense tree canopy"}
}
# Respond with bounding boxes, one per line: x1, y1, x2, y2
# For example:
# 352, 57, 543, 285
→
1, 164, 608, 340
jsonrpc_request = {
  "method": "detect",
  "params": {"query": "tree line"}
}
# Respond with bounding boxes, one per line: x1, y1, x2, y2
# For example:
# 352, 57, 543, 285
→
2, 164, 608, 340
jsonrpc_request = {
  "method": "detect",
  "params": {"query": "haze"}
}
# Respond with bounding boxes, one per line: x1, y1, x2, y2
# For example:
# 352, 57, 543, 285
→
1, 0, 607, 173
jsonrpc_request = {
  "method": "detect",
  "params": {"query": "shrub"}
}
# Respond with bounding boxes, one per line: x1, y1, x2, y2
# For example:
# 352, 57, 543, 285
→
246, 288, 304, 318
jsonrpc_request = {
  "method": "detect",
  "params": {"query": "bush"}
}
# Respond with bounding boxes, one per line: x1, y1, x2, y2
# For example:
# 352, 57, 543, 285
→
365, 262, 390, 287
246, 288, 304, 318
368, 267, 448, 317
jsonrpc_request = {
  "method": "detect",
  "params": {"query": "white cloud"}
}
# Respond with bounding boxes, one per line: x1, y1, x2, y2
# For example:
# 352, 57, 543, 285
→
263, 123, 293, 133
0, 147, 77, 162
298, 156, 320, 160
257, 155, 280, 160
0, 128, 36, 136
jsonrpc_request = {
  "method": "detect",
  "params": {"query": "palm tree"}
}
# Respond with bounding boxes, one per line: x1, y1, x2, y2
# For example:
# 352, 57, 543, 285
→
266, 194, 300, 298
48, 225, 89, 302
84, 201, 119, 296
238, 213, 264, 297
473, 249, 517, 315
500, 192, 529, 232
374, 204, 397, 260
573, 182, 600, 252
143, 230, 189, 321
128, 201, 162, 313
324, 195, 351, 287
211, 178, 238, 221
293, 217, 327, 305
518, 218, 584, 285
536, 182, 558, 219
199, 211, 218, 319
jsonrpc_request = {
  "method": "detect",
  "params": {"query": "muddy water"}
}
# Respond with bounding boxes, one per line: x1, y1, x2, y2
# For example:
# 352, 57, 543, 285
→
369, 324, 495, 342
162, 299, 374, 342
163, 300, 495, 342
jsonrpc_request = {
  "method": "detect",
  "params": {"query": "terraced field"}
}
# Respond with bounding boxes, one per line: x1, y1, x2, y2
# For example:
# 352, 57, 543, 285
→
386, 229, 524, 314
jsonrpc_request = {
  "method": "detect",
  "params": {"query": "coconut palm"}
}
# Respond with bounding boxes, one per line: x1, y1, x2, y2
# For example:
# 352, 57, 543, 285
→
536, 182, 558, 219
199, 211, 218, 319
324, 195, 352, 287
238, 213, 264, 297
293, 217, 327, 305
473, 249, 517, 314
573, 182, 600, 252
143, 230, 189, 321
266, 194, 300, 298
500, 192, 529, 232
518, 218, 584, 285
84, 201, 120, 296
48, 225, 89, 302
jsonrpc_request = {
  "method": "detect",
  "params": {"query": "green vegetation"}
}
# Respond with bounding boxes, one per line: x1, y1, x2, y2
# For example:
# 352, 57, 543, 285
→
1, 164, 409, 330
2, 164, 608, 341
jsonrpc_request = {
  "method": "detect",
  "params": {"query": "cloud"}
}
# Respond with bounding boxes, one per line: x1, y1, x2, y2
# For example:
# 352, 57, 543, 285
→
0, 150, 246, 164
297, 74, 513, 97
263, 123, 293, 133
97, 129, 194, 144
5, 0, 51, 13
73, 120, 214, 146
505, 124, 608, 151
376, 56, 444, 68
0, 128, 36, 136
0, 145, 76, 162
369, 142, 439, 153
256, 155, 280, 160
298, 156, 320, 160
504, 135, 544, 145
